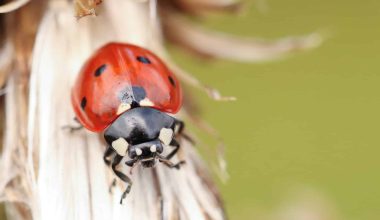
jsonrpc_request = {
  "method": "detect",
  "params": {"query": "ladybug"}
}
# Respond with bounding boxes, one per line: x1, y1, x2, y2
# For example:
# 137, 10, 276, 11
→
71, 43, 186, 203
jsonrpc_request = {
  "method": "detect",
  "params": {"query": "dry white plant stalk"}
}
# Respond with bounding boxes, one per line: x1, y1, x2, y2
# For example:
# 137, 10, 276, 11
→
162, 11, 323, 62
0, 0, 324, 219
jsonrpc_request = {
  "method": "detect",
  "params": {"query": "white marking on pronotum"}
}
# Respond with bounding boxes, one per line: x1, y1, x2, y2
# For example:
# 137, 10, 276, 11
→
135, 148, 143, 156
111, 138, 129, 156
116, 103, 131, 115
150, 144, 157, 152
139, 98, 154, 106
158, 128, 173, 145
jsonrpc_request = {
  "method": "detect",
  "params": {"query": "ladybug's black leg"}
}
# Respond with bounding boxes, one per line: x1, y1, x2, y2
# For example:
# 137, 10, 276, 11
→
125, 158, 138, 175
125, 158, 137, 167
105, 147, 118, 193
174, 120, 194, 144
109, 179, 117, 193
111, 155, 133, 204
62, 117, 84, 132
157, 155, 185, 170
103, 146, 116, 166
62, 124, 83, 132
160, 137, 186, 169
165, 138, 181, 160
174, 119, 185, 134
158, 138, 185, 169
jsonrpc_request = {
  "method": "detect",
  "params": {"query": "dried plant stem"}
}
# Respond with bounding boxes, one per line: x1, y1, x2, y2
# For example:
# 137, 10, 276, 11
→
162, 11, 323, 62
0, 0, 30, 13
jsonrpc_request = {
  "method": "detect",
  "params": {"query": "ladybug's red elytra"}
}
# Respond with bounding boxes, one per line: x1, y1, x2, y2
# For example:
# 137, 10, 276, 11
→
71, 43, 186, 203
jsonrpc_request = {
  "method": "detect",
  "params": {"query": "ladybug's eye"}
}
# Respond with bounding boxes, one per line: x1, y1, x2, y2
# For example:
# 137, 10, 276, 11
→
158, 128, 173, 145
111, 138, 129, 156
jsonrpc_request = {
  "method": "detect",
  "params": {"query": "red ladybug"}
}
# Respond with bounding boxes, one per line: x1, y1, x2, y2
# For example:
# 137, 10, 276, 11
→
71, 43, 185, 203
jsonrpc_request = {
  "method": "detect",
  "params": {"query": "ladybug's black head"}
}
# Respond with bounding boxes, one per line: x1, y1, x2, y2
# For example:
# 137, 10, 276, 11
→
104, 107, 177, 168
127, 140, 164, 167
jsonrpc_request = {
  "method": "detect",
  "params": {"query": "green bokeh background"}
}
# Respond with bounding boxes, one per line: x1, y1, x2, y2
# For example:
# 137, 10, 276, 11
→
170, 1, 380, 219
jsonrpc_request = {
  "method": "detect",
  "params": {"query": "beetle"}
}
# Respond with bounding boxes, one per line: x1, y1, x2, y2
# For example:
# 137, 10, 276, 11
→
70, 42, 186, 203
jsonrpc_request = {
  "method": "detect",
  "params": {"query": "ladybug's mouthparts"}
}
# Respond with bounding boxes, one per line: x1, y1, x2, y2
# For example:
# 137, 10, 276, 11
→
140, 158, 157, 168
140, 157, 157, 162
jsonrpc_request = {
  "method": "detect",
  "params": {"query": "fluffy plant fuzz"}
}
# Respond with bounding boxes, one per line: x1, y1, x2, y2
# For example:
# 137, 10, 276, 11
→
0, 0, 323, 220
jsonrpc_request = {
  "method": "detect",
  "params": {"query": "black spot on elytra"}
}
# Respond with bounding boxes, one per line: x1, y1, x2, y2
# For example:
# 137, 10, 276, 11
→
80, 97, 87, 110
119, 86, 146, 107
136, 56, 151, 64
168, 76, 176, 87
94, 64, 107, 77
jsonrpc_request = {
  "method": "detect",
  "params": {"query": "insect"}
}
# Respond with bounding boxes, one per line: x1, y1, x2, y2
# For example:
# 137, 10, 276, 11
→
70, 42, 186, 203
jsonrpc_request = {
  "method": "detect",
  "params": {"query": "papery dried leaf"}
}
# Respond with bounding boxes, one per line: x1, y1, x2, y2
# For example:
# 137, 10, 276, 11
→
163, 12, 324, 62
74, 0, 102, 18
0, 0, 30, 13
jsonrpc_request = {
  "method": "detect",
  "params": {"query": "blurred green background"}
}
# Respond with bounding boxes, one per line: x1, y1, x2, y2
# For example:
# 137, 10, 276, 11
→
170, 0, 380, 220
